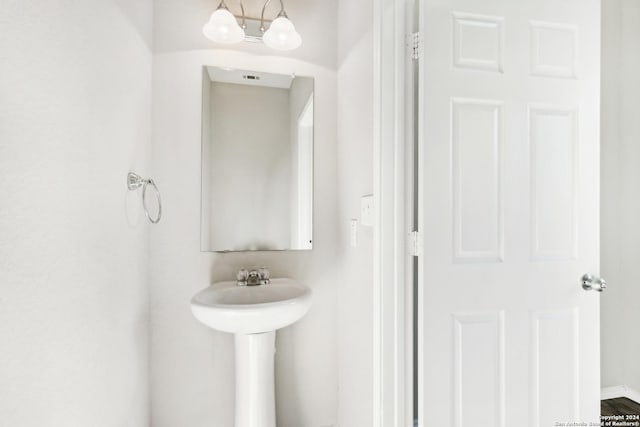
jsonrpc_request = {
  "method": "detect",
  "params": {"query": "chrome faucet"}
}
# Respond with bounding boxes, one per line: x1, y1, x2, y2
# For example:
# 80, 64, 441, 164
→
236, 267, 270, 286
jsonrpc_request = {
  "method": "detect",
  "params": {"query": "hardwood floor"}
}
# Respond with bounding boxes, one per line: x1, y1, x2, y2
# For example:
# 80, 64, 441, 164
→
602, 397, 640, 415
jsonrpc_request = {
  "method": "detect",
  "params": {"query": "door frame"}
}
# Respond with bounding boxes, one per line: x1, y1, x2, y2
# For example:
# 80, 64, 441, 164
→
372, 0, 415, 426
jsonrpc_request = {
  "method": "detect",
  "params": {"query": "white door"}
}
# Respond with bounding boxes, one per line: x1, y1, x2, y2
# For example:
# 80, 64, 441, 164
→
418, 1, 601, 426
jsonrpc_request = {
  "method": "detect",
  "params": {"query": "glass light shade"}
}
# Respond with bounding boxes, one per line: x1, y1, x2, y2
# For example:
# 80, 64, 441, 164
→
262, 16, 302, 51
202, 8, 245, 44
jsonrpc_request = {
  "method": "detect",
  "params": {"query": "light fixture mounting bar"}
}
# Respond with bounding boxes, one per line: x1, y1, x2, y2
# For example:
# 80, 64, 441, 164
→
231, 15, 274, 41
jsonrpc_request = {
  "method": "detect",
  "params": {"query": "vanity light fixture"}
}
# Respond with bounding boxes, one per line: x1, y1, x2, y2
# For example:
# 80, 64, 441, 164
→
202, 0, 302, 51
202, 0, 245, 44
260, 0, 302, 51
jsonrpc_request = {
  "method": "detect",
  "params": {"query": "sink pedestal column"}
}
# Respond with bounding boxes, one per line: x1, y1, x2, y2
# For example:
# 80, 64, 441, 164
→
234, 331, 276, 427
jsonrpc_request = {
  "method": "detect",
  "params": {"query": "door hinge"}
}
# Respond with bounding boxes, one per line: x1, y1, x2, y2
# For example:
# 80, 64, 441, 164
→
408, 231, 422, 257
410, 32, 420, 60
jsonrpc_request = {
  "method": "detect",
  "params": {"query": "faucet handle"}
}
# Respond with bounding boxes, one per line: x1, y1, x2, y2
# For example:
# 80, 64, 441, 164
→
236, 268, 248, 286
258, 267, 270, 285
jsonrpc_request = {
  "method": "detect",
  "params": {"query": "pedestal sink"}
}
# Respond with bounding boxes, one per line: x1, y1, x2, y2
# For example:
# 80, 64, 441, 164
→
190, 278, 312, 427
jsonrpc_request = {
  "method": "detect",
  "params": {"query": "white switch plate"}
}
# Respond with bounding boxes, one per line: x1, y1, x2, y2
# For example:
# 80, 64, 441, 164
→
350, 219, 358, 247
361, 195, 374, 227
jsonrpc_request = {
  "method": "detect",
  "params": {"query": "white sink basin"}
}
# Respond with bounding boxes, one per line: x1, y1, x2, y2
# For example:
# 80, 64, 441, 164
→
190, 278, 312, 334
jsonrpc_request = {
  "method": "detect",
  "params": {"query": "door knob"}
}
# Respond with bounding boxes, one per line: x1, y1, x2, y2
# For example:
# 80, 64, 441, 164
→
582, 273, 607, 292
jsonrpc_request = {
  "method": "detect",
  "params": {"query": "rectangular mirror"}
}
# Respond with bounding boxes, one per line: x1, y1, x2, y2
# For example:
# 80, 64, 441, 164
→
201, 66, 314, 252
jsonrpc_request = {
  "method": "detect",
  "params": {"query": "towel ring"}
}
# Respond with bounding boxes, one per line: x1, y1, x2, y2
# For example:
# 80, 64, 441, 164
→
128, 172, 162, 224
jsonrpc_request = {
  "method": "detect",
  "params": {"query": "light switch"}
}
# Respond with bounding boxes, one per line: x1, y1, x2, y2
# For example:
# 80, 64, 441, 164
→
361, 195, 374, 227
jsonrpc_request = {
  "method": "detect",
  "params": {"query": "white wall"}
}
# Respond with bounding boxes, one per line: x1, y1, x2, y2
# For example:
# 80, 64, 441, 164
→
601, 0, 640, 393
336, 0, 375, 425
0, 1, 152, 426
150, 1, 339, 426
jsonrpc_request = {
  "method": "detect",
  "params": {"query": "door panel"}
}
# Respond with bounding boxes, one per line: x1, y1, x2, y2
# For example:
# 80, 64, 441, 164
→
419, 1, 600, 426
530, 105, 578, 261
452, 311, 505, 427
530, 309, 579, 426
451, 98, 504, 262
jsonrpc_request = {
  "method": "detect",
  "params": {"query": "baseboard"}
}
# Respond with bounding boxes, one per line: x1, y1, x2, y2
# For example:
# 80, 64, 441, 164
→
601, 385, 640, 403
